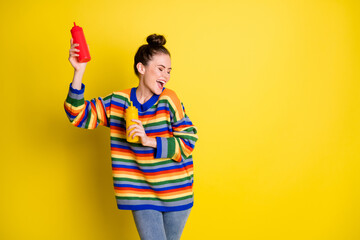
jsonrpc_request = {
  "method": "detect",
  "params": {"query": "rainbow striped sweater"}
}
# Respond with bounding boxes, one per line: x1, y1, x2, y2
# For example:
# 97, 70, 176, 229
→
64, 83, 198, 211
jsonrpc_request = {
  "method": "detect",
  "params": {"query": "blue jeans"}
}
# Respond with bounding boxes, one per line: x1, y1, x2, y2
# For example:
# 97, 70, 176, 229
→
132, 208, 192, 240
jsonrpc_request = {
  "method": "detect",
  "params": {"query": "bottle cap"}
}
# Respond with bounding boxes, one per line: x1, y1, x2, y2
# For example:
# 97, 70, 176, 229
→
70, 22, 82, 34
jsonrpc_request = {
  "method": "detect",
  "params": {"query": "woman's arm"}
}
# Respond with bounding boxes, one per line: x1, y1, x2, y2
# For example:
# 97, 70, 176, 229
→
65, 38, 111, 129
71, 69, 85, 90
64, 82, 112, 129
154, 102, 198, 162
127, 92, 198, 163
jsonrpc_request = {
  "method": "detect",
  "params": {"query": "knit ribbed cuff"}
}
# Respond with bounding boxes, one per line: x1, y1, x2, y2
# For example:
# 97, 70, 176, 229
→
69, 82, 85, 95
154, 137, 176, 159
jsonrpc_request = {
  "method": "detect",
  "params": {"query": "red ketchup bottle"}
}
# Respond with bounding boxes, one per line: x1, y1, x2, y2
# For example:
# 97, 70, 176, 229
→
70, 22, 91, 63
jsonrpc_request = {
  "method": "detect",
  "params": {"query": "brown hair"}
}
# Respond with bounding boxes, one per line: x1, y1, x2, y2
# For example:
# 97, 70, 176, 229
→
134, 34, 171, 76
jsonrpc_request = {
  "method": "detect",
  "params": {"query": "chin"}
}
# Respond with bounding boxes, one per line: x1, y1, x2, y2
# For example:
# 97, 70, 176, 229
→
155, 89, 162, 95
153, 87, 163, 95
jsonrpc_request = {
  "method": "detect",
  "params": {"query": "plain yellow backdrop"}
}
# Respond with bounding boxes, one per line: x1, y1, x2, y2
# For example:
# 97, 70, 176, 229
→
0, 0, 359, 239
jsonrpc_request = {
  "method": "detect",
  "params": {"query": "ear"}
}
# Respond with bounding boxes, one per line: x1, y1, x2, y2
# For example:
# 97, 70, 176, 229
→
136, 62, 146, 75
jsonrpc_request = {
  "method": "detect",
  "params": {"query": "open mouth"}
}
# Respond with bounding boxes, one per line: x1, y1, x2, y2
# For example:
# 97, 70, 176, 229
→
157, 80, 165, 89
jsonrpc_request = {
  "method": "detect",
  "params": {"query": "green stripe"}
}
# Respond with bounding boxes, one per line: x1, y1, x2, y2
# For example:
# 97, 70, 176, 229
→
112, 158, 174, 167
85, 111, 91, 128
167, 138, 176, 158
112, 94, 130, 103
145, 120, 170, 127
116, 194, 193, 202
174, 134, 198, 142
66, 96, 84, 107
176, 137, 185, 156
111, 136, 126, 142
111, 136, 143, 146
110, 115, 124, 121
104, 94, 112, 102
167, 103, 177, 122
113, 176, 193, 186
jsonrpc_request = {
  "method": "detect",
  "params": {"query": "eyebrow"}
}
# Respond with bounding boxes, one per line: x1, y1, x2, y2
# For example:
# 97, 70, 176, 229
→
157, 64, 172, 70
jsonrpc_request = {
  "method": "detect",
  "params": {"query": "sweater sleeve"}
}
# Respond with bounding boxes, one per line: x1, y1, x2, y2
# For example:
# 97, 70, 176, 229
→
64, 83, 112, 129
154, 93, 198, 162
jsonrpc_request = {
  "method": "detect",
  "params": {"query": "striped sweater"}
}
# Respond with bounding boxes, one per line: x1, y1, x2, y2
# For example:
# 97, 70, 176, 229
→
64, 83, 198, 211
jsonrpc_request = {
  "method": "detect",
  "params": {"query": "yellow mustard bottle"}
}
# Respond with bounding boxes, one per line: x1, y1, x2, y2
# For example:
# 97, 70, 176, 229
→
125, 101, 140, 143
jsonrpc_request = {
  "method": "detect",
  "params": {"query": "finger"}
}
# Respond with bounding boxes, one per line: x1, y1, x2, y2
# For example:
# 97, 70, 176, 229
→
69, 48, 80, 53
128, 122, 142, 129
127, 124, 137, 131
129, 128, 143, 137
128, 129, 138, 138
132, 133, 139, 139
131, 119, 141, 124
131, 131, 143, 139
71, 43, 79, 48
70, 38, 73, 45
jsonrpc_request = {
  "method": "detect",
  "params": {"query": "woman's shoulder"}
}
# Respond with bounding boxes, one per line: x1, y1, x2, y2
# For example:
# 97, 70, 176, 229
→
160, 88, 180, 101
160, 88, 184, 119
112, 88, 132, 99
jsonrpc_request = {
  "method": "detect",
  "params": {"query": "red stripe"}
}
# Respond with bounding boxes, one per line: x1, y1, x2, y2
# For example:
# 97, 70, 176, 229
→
114, 185, 192, 194
112, 167, 186, 176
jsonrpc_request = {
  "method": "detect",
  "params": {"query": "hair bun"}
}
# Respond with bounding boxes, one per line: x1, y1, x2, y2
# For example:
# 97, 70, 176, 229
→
147, 34, 166, 46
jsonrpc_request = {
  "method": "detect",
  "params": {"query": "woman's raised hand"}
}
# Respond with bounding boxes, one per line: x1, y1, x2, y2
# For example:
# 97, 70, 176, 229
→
68, 38, 88, 72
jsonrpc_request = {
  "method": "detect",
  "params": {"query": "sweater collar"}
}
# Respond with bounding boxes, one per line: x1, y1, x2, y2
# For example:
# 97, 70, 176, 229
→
130, 87, 164, 112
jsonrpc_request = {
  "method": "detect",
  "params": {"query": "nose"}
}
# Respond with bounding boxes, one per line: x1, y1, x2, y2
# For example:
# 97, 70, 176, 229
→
163, 71, 170, 80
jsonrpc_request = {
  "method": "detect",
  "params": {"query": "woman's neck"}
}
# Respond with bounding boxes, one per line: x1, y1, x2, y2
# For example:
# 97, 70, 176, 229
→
136, 81, 153, 104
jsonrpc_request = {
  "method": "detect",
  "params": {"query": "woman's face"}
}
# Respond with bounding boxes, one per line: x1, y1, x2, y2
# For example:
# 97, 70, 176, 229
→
139, 53, 172, 95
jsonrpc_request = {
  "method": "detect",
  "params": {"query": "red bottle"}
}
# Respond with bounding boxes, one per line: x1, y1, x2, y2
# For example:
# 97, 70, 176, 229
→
70, 22, 91, 63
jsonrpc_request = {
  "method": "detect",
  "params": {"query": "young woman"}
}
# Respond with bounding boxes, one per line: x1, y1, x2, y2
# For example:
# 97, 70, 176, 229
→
65, 34, 198, 240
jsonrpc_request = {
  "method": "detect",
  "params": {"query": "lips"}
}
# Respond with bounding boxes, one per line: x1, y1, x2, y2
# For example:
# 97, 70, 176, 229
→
156, 80, 165, 89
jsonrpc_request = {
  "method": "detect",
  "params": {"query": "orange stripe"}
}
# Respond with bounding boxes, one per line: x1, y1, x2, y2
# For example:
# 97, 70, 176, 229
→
115, 186, 192, 194
113, 167, 189, 176
112, 106, 125, 116
112, 168, 192, 179
162, 89, 184, 119
111, 149, 154, 159
73, 102, 87, 126
114, 188, 193, 197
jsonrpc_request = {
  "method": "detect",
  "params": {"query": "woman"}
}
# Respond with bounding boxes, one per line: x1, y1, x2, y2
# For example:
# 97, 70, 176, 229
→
65, 34, 198, 240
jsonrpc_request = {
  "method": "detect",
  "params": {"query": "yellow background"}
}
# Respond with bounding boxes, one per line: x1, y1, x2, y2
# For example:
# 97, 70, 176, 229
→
1, 0, 359, 239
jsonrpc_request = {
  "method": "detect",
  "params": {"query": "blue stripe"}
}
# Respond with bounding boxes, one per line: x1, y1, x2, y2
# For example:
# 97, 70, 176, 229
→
111, 100, 126, 108
110, 122, 126, 128
111, 163, 191, 173
114, 182, 193, 191
111, 145, 153, 154
182, 139, 194, 149
146, 127, 170, 134
131, 87, 163, 112
173, 120, 192, 128
69, 82, 85, 94
155, 137, 162, 159
117, 203, 193, 212
64, 108, 77, 119
137, 106, 169, 116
